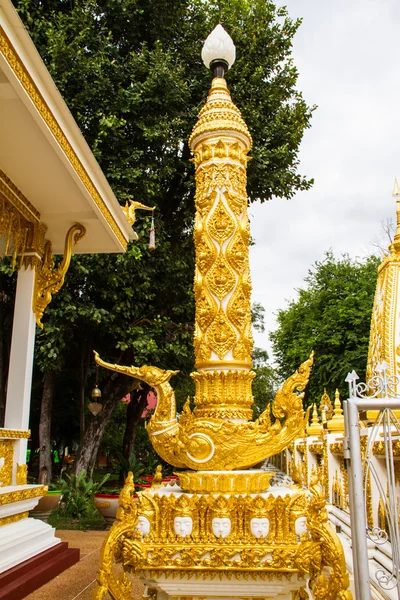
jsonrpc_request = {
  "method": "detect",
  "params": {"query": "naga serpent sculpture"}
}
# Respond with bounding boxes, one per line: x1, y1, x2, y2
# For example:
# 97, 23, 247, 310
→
94, 350, 313, 471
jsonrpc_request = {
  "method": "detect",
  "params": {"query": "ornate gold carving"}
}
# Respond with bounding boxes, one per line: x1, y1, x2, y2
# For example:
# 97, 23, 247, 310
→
227, 285, 249, 332
0, 169, 40, 222
93, 473, 138, 600
121, 200, 154, 227
208, 198, 235, 244
0, 429, 30, 439
296, 443, 306, 454
0, 192, 31, 269
205, 308, 237, 359
0, 511, 29, 527
308, 443, 323, 454
330, 441, 344, 455
307, 404, 323, 436
373, 439, 400, 456
307, 477, 353, 599
0, 440, 14, 486
34, 223, 86, 327
191, 369, 254, 420
95, 472, 351, 598
0, 27, 127, 250
206, 254, 236, 300
178, 471, 275, 494
327, 389, 345, 433
16, 463, 28, 485
95, 352, 314, 471
319, 388, 333, 421
189, 78, 252, 150
292, 587, 309, 599
322, 434, 329, 501
340, 457, 349, 510
0, 485, 47, 505
366, 190, 400, 379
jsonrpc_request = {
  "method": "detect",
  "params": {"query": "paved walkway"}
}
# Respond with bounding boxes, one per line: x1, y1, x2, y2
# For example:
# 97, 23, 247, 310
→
26, 530, 144, 600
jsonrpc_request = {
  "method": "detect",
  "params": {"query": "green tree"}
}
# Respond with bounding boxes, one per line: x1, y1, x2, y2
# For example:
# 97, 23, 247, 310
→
10, 0, 315, 475
270, 251, 380, 405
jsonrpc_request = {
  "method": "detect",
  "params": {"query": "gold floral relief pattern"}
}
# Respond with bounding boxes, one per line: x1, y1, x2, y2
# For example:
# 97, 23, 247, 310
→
206, 253, 236, 300
195, 231, 217, 274
0, 440, 14, 486
227, 286, 248, 331
195, 288, 217, 332
205, 309, 237, 360
227, 232, 248, 273
208, 198, 236, 244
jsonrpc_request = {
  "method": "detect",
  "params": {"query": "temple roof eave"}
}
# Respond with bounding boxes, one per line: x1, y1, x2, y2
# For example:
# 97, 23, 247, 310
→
0, 3, 136, 254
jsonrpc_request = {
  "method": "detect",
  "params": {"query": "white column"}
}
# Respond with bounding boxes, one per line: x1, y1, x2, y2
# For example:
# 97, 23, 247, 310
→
4, 266, 36, 467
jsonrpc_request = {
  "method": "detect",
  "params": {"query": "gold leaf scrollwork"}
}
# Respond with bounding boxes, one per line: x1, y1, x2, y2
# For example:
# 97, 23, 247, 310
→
34, 223, 86, 328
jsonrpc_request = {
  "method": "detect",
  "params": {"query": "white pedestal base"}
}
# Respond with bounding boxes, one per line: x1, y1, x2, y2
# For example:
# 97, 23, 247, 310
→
142, 574, 308, 600
0, 517, 61, 573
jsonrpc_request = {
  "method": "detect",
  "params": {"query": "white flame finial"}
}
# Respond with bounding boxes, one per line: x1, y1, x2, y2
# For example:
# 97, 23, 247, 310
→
201, 24, 236, 70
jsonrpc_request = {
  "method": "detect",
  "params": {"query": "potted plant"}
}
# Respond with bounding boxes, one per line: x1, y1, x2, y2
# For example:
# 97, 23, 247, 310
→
30, 476, 63, 522
48, 470, 110, 530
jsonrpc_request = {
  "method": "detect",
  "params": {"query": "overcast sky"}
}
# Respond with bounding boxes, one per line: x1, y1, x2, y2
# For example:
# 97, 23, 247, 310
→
249, 0, 400, 358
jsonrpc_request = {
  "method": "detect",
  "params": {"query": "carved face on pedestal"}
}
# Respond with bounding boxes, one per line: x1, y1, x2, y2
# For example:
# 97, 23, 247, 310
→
250, 517, 270, 539
136, 515, 150, 536
174, 516, 193, 537
212, 517, 231, 538
295, 516, 308, 539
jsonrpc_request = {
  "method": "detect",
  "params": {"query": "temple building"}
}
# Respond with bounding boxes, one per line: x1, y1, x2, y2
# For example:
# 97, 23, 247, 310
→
0, 0, 136, 595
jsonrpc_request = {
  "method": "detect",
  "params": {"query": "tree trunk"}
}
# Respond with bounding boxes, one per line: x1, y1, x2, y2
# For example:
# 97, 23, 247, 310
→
79, 340, 90, 442
122, 385, 149, 459
73, 372, 137, 476
38, 371, 55, 485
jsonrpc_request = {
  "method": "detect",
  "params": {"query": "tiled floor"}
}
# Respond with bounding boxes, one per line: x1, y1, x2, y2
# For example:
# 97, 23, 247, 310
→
25, 530, 144, 600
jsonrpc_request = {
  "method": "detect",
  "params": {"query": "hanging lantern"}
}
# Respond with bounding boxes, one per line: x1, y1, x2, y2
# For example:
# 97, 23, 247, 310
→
149, 209, 156, 251
88, 365, 102, 416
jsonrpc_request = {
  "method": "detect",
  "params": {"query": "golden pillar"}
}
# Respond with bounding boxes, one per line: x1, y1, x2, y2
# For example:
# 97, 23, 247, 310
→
189, 75, 255, 422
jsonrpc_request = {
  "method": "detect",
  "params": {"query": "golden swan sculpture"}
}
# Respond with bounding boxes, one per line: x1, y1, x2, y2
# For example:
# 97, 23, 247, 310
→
94, 351, 313, 471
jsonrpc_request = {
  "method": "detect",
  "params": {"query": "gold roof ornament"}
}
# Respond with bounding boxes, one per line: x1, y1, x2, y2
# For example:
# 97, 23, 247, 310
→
327, 389, 345, 433
307, 404, 323, 436
121, 199, 155, 227
319, 388, 333, 422
94, 24, 314, 471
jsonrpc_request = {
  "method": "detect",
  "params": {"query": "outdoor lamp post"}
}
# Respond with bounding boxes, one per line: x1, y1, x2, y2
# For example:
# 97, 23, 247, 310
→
201, 24, 236, 77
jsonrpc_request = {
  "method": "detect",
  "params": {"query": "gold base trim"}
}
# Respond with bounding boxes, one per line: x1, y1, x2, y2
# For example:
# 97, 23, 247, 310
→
0, 486, 47, 506
195, 360, 251, 370
0, 511, 28, 527
0, 429, 31, 439
178, 470, 275, 494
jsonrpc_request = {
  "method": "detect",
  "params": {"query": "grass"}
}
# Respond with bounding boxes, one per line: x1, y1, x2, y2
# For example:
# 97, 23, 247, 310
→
48, 506, 107, 531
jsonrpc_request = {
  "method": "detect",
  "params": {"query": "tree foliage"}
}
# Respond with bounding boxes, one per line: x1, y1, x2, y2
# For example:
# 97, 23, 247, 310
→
8, 0, 314, 473
270, 251, 380, 404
